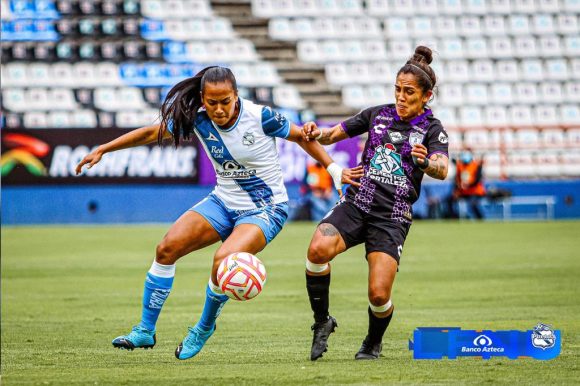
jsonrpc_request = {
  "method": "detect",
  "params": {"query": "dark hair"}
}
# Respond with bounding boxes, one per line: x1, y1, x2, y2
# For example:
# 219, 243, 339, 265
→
159, 66, 237, 146
397, 46, 437, 95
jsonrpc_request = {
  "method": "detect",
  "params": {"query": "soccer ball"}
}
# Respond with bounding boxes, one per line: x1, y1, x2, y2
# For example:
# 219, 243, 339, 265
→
217, 252, 266, 301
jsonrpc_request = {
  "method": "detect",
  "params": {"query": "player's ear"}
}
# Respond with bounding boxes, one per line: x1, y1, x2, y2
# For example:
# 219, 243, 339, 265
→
422, 89, 433, 104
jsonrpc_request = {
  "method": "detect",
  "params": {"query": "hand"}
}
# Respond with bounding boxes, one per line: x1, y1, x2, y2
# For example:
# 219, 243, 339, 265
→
411, 144, 429, 167
302, 121, 321, 142
75, 148, 103, 175
341, 165, 364, 187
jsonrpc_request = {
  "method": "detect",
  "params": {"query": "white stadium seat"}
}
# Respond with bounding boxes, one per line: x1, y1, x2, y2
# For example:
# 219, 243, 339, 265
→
564, 81, 580, 103
273, 85, 305, 109
48, 111, 73, 128
483, 15, 507, 36
471, 60, 495, 82
556, 14, 579, 35
509, 15, 531, 36
545, 59, 569, 81
2, 63, 27, 87
485, 106, 509, 127
532, 14, 555, 35
560, 151, 580, 177
539, 36, 564, 57
465, 38, 488, 59
540, 128, 566, 147
513, 0, 538, 13
506, 151, 536, 178
23, 112, 48, 129
509, 105, 534, 126
440, 0, 463, 15
535, 105, 559, 126
539, 82, 564, 104
465, 0, 487, 14
514, 36, 538, 58
495, 60, 520, 82
535, 150, 561, 178
560, 105, 580, 125
489, 0, 512, 14
490, 83, 514, 105
514, 83, 539, 104
459, 106, 484, 127
365, 0, 390, 15
520, 59, 544, 81
435, 17, 458, 37
48, 89, 78, 110
465, 84, 489, 105
459, 16, 482, 36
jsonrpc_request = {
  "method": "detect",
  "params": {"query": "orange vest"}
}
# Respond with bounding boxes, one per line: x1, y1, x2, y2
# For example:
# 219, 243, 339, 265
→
306, 164, 333, 194
455, 160, 486, 197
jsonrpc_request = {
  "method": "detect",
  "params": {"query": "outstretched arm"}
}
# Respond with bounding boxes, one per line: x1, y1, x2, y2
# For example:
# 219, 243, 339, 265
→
75, 124, 171, 175
302, 122, 349, 145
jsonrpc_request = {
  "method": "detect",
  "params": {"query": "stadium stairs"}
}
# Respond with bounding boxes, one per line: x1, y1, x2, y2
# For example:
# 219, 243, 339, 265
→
209, 0, 358, 122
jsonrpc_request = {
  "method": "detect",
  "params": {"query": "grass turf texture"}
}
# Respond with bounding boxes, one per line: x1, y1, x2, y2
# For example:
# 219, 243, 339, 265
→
2, 221, 579, 385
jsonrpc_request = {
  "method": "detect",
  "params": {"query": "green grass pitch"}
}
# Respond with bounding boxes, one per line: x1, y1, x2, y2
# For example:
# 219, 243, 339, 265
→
2, 221, 579, 385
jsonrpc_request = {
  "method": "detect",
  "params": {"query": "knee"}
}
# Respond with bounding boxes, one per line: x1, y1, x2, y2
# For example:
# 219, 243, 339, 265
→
307, 240, 333, 264
368, 289, 390, 308
155, 240, 179, 265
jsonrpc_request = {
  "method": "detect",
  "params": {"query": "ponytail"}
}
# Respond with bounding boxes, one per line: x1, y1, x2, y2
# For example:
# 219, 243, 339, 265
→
159, 66, 237, 146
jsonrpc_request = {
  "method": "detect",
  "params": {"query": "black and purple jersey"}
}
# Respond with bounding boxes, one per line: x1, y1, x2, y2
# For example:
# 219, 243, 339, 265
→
341, 104, 449, 223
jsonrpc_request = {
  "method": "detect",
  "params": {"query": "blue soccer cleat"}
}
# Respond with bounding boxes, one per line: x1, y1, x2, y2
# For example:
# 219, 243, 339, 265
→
112, 326, 156, 350
175, 325, 216, 360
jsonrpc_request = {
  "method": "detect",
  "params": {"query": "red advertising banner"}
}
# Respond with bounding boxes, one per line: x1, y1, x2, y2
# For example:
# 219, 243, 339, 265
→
1, 129, 200, 185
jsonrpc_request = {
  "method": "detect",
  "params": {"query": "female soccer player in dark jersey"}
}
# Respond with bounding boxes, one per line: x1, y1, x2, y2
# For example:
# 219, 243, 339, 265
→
301, 46, 449, 360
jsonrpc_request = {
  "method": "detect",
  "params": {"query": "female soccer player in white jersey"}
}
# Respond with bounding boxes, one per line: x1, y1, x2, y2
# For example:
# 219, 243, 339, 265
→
75, 66, 363, 360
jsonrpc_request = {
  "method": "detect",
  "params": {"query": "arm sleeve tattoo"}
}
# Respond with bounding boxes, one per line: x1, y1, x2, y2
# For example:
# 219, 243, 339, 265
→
423, 153, 448, 180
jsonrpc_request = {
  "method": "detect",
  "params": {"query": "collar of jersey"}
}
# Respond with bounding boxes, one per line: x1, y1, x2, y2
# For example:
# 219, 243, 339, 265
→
393, 108, 432, 125
210, 98, 243, 133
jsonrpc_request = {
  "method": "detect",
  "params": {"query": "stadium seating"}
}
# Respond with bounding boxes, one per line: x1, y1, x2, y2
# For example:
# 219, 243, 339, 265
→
1, 0, 579, 179
1, 0, 305, 131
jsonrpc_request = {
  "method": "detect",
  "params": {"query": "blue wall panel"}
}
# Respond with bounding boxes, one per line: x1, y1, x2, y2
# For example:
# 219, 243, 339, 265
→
2, 180, 579, 225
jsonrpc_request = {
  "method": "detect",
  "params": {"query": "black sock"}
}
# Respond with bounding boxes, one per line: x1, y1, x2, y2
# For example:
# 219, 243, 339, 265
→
367, 306, 393, 343
306, 273, 330, 323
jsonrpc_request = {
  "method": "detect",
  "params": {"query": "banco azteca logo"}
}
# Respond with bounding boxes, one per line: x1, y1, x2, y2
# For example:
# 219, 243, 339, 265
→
1, 133, 50, 176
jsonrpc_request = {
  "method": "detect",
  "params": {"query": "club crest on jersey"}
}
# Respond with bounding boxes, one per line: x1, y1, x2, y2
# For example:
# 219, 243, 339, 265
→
242, 131, 255, 146
438, 131, 448, 144
370, 144, 404, 175
409, 132, 425, 146
531, 323, 556, 350
388, 131, 407, 144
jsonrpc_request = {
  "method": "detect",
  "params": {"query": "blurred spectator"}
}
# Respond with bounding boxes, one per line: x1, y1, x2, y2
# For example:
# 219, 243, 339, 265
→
301, 161, 339, 221
449, 148, 486, 219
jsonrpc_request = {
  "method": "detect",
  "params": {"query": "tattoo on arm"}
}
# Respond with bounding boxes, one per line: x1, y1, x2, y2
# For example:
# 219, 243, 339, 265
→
424, 154, 448, 180
318, 125, 345, 145
318, 223, 340, 237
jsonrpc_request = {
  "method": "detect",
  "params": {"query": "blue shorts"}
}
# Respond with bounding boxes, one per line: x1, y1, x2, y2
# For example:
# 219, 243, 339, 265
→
190, 194, 289, 243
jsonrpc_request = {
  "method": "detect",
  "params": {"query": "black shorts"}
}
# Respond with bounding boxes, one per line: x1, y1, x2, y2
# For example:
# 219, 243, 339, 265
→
320, 201, 411, 263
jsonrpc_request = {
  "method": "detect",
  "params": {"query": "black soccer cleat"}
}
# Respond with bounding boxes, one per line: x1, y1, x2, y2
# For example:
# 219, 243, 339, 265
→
355, 336, 382, 360
310, 316, 337, 361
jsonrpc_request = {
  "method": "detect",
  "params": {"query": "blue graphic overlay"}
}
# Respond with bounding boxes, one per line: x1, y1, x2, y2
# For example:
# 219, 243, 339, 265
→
409, 324, 560, 360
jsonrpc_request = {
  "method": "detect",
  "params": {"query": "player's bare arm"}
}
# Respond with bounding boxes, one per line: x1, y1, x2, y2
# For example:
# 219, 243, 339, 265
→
75, 124, 171, 175
302, 122, 349, 145
411, 143, 448, 180
423, 153, 449, 180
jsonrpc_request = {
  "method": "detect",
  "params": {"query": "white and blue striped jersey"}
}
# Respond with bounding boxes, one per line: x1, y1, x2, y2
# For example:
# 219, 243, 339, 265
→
187, 98, 290, 209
